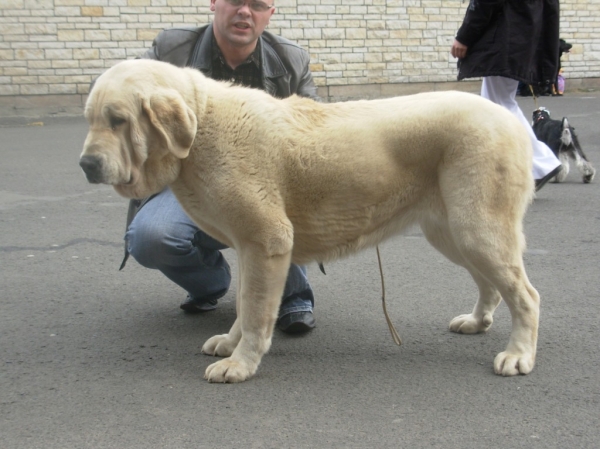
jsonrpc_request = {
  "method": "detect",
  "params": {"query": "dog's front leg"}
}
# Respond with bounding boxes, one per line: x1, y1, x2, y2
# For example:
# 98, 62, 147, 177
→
201, 269, 245, 357
204, 247, 291, 383
201, 318, 242, 357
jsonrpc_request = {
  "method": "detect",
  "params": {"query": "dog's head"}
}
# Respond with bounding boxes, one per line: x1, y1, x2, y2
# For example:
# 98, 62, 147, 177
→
79, 59, 199, 199
559, 38, 572, 57
532, 107, 551, 126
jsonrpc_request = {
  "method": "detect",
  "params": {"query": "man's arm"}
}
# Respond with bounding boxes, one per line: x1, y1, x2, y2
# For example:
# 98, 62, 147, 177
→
295, 49, 319, 100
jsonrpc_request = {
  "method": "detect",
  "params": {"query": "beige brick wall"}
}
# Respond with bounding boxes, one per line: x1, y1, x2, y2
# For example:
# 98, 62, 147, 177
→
0, 0, 598, 115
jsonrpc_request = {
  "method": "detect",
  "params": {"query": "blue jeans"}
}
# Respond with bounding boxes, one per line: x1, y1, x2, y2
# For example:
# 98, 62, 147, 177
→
126, 188, 314, 316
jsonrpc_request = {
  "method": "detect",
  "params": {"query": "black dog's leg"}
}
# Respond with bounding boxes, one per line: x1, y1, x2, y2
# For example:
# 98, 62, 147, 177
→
570, 130, 596, 183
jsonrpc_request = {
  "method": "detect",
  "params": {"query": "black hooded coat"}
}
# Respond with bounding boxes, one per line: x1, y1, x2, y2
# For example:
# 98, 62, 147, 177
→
456, 0, 560, 86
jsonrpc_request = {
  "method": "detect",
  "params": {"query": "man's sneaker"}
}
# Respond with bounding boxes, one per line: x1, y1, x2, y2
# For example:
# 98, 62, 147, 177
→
276, 311, 316, 334
180, 295, 218, 313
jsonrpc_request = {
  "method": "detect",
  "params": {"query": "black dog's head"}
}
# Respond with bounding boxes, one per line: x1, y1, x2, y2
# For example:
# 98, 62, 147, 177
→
532, 107, 552, 125
559, 39, 572, 58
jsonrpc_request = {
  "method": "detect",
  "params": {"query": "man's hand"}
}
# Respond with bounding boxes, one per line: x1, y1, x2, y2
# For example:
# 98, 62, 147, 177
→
450, 39, 468, 59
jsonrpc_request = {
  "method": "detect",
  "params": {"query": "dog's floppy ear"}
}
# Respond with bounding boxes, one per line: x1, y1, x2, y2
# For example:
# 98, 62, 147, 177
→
141, 89, 198, 159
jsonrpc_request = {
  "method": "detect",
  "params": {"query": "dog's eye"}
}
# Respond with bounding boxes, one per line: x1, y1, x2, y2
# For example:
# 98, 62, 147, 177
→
110, 117, 126, 130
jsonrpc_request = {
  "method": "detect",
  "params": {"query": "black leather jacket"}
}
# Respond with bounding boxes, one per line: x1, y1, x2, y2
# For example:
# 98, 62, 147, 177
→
120, 25, 318, 269
456, 0, 560, 86
140, 24, 319, 100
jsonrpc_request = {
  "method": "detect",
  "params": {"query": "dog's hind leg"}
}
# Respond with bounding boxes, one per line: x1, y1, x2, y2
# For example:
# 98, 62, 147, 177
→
446, 211, 540, 376
420, 219, 502, 335
449, 273, 502, 334
577, 156, 596, 183
487, 261, 539, 376
570, 132, 596, 183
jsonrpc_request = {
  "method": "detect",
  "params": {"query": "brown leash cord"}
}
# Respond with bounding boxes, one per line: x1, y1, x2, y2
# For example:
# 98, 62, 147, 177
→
376, 245, 402, 346
528, 84, 539, 110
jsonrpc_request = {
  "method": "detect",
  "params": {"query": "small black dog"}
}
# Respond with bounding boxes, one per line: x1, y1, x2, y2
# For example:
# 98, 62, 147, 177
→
532, 107, 595, 184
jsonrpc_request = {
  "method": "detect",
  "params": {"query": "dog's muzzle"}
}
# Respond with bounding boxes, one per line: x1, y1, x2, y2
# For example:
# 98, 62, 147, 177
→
79, 155, 104, 184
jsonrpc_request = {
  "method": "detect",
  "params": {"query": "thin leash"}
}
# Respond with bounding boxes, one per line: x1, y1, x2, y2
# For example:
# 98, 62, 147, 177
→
528, 84, 539, 110
320, 247, 401, 345
376, 245, 402, 346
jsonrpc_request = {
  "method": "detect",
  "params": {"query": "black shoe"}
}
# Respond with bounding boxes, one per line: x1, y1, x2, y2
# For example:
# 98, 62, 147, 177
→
180, 295, 219, 314
277, 311, 316, 334
535, 165, 563, 192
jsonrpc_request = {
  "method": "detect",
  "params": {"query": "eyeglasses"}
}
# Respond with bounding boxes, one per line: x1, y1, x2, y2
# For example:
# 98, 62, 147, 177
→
223, 0, 274, 13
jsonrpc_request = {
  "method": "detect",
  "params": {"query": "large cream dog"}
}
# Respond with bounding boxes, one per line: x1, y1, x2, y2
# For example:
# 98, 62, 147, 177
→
80, 59, 540, 383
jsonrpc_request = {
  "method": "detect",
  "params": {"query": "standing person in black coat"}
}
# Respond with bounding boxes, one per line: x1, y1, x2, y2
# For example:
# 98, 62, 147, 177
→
451, 0, 563, 191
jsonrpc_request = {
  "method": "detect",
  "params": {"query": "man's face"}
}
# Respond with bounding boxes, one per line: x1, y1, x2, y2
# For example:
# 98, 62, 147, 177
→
210, 0, 275, 49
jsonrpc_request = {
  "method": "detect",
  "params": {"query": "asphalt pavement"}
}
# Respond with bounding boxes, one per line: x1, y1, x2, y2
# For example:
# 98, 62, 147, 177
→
1, 91, 599, 448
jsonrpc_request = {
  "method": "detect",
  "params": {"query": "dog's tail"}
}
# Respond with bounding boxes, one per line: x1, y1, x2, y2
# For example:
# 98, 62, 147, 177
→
560, 118, 573, 148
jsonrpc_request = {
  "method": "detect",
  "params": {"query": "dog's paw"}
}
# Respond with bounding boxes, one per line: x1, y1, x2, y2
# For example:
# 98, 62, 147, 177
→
449, 313, 493, 334
494, 351, 535, 376
201, 334, 237, 357
204, 358, 256, 383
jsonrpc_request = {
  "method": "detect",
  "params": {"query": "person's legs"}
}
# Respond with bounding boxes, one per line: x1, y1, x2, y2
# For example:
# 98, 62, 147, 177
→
126, 188, 231, 306
278, 264, 316, 333
481, 76, 561, 180
281, 265, 314, 311
126, 189, 315, 330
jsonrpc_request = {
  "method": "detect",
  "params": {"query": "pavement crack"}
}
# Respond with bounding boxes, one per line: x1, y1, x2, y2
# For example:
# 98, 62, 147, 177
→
0, 237, 122, 253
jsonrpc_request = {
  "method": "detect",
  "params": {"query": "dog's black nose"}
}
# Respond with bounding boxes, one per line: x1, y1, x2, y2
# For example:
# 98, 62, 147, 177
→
79, 155, 103, 183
